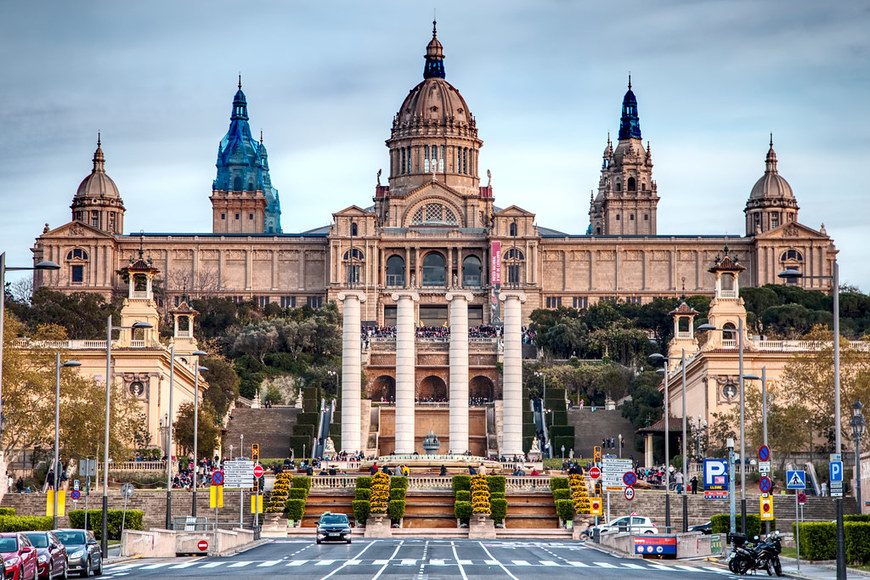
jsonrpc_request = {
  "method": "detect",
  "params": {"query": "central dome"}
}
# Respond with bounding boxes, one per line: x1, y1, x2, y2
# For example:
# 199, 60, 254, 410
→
75, 138, 120, 200
749, 139, 794, 201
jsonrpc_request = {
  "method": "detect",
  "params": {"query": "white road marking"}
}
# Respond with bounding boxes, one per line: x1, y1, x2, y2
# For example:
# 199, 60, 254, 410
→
458, 559, 473, 565
593, 561, 619, 568
257, 560, 281, 567
314, 560, 335, 566
430, 559, 447, 566
541, 560, 560, 566
199, 562, 224, 568
672, 564, 704, 572
285, 560, 307, 566
511, 560, 531, 566
140, 563, 172, 570
620, 563, 647, 569
400, 559, 417, 566
485, 560, 498, 565
477, 541, 519, 580
451, 542, 469, 580
169, 561, 201, 569
372, 559, 390, 565
228, 561, 252, 567
568, 561, 591, 567
371, 540, 404, 580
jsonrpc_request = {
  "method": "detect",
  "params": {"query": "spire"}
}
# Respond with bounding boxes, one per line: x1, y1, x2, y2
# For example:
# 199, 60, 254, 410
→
238, 73, 242, 90
231, 76, 248, 121
92, 132, 105, 173
423, 20, 446, 79
618, 77, 642, 140
765, 133, 778, 174
260, 129, 263, 145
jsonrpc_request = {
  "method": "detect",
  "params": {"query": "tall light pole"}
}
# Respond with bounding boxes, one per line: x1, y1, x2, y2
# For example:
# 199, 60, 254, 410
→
779, 262, 843, 578
0, 253, 60, 469
851, 400, 865, 515
102, 316, 152, 555
53, 354, 80, 528
535, 370, 547, 457
165, 344, 176, 529
650, 354, 674, 532
190, 354, 208, 517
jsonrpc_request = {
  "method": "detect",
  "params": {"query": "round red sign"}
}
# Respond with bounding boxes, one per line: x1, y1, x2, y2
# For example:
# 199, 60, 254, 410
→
253, 464, 264, 478
589, 467, 601, 479
197, 540, 208, 551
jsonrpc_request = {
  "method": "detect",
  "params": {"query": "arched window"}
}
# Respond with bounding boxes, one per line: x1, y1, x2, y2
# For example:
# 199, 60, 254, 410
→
422, 253, 446, 287
424, 145, 430, 173
462, 256, 482, 287
343, 248, 364, 286
723, 322, 737, 342
509, 222, 517, 237
616, 182, 622, 192
410, 203, 459, 226
66, 249, 89, 261
780, 249, 804, 262
386, 255, 405, 287
628, 177, 636, 191
350, 222, 358, 237
67, 248, 88, 284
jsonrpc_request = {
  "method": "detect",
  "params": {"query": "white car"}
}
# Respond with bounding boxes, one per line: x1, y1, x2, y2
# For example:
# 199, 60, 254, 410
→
593, 515, 657, 534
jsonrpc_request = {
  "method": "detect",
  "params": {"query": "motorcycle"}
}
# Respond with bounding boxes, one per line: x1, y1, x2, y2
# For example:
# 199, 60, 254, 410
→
726, 531, 783, 576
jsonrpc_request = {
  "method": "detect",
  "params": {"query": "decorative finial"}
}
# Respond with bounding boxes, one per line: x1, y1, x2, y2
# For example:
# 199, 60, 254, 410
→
487, 168, 492, 187
97, 131, 101, 148
376, 168, 382, 187
138, 230, 145, 259
260, 129, 263, 144
433, 15, 437, 38
769, 132, 773, 147
628, 72, 631, 90
238, 73, 242, 90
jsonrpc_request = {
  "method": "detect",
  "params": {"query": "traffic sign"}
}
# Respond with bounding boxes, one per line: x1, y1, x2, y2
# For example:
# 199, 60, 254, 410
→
253, 464, 264, 478
758, 461, 771, 473
590, 497, 603, 516
786, 470, 806, 490
212, 470, 225, 486
73, 480, 80, 491
120, 483, 135, 499
704, 490, 728, 500
760, 496, 774, 520
589, 466, 601, 479
766, 379, 775, 392
623, 471, 637, 487
830, 460, 843, 482
758, 445, 770, 462
759, 477, 772, 493
797, 492, 807, 504
197, 540, 208, 551
70, 490, 81, 501
624, 487, 635, 501
223, 460, 254, 489
602, 457, 632, 488
703, 459, 728, 490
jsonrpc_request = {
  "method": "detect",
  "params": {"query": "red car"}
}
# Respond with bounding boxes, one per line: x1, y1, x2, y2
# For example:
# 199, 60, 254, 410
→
22, 532, 67, 580
0, 532, 38, 580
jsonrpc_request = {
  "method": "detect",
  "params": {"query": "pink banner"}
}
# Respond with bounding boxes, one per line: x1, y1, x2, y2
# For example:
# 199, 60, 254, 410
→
491, 241, 501, 285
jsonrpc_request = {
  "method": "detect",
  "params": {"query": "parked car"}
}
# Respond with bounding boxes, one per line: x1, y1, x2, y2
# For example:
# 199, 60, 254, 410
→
0, 532, 37, 580
22, 532, 67, 580
688, 521, 713, 534
591, 515, 657, 534
316, 512, 352, 544
53, 530, 101, 577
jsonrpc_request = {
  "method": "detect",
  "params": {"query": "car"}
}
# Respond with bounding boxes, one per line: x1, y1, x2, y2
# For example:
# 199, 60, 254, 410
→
316, 512, 352, 544
53, 530, 101, 578
22, 532, 67, 580
0, 532, 37, 580
688, 521, 713, 534
592, 515, 657, 534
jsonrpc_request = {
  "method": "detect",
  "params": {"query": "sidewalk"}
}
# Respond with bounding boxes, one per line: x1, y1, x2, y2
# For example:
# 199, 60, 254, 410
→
778, 556, 870, 579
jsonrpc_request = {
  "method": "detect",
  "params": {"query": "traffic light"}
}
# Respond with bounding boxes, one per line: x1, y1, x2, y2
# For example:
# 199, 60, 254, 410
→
593, 446, 602, 464
252, 443, 259, 462
594, 482, 602, 496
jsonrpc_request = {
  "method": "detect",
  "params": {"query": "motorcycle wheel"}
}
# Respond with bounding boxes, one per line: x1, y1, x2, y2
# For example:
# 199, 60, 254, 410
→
773, 558, 782, 577
737, 559, 752, 575
765, 560, 773, 576
728, 559, 739, 574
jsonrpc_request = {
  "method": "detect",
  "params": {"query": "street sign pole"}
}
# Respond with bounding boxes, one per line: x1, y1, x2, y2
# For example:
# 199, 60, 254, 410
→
795, 490, 800, 573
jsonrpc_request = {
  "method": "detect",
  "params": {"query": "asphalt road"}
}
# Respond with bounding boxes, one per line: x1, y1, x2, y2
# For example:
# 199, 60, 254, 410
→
99, 539, 731, 579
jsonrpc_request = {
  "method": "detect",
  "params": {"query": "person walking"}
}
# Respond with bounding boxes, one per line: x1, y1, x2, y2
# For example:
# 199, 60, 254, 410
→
675, 470, 685, 494
690, 475, 698, 494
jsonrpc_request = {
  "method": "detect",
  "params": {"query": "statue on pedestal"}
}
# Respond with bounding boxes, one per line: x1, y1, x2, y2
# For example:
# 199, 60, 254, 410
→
527, 437, 542, 461
324, 436, 336, 458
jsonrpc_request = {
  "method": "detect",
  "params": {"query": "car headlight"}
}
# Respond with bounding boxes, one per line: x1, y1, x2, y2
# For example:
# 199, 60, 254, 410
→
69, 550, 84, 559
38, 555, 48, 563
4, 557, 18, 567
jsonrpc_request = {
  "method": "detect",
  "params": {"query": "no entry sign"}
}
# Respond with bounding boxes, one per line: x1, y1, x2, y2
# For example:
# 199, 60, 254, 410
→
197, 540, 208, 551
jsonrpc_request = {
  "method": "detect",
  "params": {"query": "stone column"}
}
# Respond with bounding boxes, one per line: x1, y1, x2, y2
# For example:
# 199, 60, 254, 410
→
338, 292, 366, 453
447, 292, 473, 454
392, 291, 419, 454
500, 292, 526, 458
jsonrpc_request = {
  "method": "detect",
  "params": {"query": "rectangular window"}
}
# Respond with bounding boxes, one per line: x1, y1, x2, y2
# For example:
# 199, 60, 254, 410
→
258, 296, 270, 308
572, 297, 588, 309
424, 145, 430, 173
546, 297, 562, 308
71, 265, 84, 284
249, 213, 254, 220
222, 213, 226, 220
384, 305, 397, 326
644, 214, 649, 221
401, 148, 406, 174
307, 296, 323, 309
235, 213, 240, 220
439, 146, 445, 172
463, 149, 468, 174
91, 211, 99, 228
280, 296, 296, 309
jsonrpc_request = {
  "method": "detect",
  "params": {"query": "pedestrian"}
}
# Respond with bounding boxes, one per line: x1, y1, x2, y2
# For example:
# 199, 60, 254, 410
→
690, 475, 698, 494
675, 470, 684, 494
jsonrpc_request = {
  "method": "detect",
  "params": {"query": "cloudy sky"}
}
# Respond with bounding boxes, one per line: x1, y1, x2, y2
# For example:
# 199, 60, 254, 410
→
2, 1, 868, 292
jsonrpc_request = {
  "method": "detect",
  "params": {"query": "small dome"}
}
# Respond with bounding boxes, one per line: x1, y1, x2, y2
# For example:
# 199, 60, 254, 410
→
395, 78, 474, 128
75, 137, 120, 199
749, 138, 794, 200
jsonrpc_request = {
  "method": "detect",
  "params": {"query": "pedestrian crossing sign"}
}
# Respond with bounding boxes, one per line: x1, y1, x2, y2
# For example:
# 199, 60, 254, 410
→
786, 470, 806, 490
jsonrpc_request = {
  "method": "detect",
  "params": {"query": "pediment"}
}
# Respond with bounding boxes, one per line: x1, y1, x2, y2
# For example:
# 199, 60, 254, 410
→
332, 205, 375, 218
403, 180, 464, 203
494, 205, 536, 218
40, 221, 115, 240
754, 221, 828, 241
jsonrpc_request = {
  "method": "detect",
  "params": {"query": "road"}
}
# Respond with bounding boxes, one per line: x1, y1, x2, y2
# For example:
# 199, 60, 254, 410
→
99, 538, 730, 579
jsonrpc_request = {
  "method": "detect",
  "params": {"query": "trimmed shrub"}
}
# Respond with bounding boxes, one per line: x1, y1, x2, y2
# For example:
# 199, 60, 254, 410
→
550, 477, 569, 491
355, 476, 373, 489
454, 501, 471, 524
844, 522, 870, 564
452, 475, 471, 494
294, 424, 315, 437
710, 514, 730, 534
491, 498, 507, 524
555, 499, 575, 523
67, 510, 143, 540
552, 410, 568, 425
487, 475, 506, 494
712, 513, 773, 538
794, 522, 836, 561
845, 514, 870, 523
390, 476, 408, 490
549, 425, 575, 438
352, 500, 370, 525
388, 500, 406, 522
552, 436, 574, 455
297, 412, 318, 425
490, 492, 505, 500
289, 436, 311, 457
389, 488, 406, 501
523, 423, 537, 438
291, 476, 312, 490
354, 488, 371, 501
288, 488, 308, 499
552, 489, 570, 501
284, 499, 306, 522
0, 516, 52, 532
0, 508, 15, 517
456, 490, 471, 503
522, 436, 534, 453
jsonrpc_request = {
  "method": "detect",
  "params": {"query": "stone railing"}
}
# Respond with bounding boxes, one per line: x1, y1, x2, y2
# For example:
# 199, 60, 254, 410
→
111, 460, 166, 471
310, 475, 357, 489
407, 476, 452, 489
308, 474, 554, 491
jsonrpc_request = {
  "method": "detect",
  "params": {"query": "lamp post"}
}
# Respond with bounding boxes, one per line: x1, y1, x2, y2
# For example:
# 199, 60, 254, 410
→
698, 319, 748, 532
53, 354, 80, 528
103, 316, 152, 555
190, 354, 208, 517
0, 253, 60, 464
780, 262, 843, 577
650, 353, 685, 532
535, 371, 546, 456
851, 400, 865, 515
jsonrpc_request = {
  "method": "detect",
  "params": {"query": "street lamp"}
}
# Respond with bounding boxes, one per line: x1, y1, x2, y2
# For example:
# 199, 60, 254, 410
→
190, 355, 208, 518
0, 253, 60, 449
53, 354, 80, 528
103, 316, 152, 555
698, 320, 749, 532
535, 371, 547, 457
851, 399, 865, 515
779, 262, 844, 578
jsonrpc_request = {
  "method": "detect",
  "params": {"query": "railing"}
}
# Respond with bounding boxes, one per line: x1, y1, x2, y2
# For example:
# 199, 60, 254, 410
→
111, 460, 166, 471
386, 275, 403, 287
308, 474, 554, 490
722, 339, 737, 348
13, 338, 154, 350
310, 475, 357, 489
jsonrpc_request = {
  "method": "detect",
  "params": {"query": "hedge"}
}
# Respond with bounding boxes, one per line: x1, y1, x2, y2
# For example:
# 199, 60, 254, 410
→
289, 436, 312, 457
487, 476, 506, 495
355, 488, 371, 501
390, 488, 406, 501
284, 499, 306, 522
388, 500, 406, 522
0, 508, 15, 517
490, 492, 505, 500
522, 423, 537, 438
456, 490, 471, 503
390, 476, 408, 490
288, 488, 308, 500
844, 522, 870, 564
297, 412, 319, 425
352, 500, 370, 525
549, 425, 575, 438
555, 499, 575, 522
294, 424, 315, 437
452, 475, 471, 493
356, 476, 373, 489
553, 489, 570, 501
522, 436, 534, 453
550, 477, 569, 491
791, 521, 870, 564
0, 516, 52, 532
552, 436, 574, 455
491, 498, 507, 524
291, 476, 311, 491
552, 410, 568, 425
845, 514, 870, 523
454, 501, 471, 524
68, 510, 143, 540
712, 514, 774, 538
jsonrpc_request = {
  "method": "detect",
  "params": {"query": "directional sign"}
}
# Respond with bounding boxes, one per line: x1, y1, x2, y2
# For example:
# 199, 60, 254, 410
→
253, 464, 264, 478
797, 492, 807, 504
589, 466, 601, 479
704, 490, 728, 500
223, 460, 254, 489
759, 477, 772, 493
703, 459, 728, 490
758, 445, 770, 462
624, 486, 635, 501
786, 470, 806, 490
758, 461, 771, 474
623, 471, 637, 487
70, 490, 81, 501
212, 470, 225, 486
602, 457, 632, 488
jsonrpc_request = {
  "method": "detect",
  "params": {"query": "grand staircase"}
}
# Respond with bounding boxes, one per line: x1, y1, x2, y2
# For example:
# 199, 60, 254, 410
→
224, 407, 300, 459
568, 407, 638, 459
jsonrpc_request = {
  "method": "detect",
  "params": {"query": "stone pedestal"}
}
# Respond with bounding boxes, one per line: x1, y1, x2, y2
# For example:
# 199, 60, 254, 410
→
338, 291, 365, 453
468, 514, 496, 539
446, 291, 472, 453
572, 517, 592, 539
500, 292, 526, 458
261, 513, 287, 537
364, 514, 392, 538
392, 292, 419, 454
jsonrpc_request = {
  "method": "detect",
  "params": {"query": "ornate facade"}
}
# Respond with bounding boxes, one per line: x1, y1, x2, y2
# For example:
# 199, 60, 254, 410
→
32, 25, 837, 327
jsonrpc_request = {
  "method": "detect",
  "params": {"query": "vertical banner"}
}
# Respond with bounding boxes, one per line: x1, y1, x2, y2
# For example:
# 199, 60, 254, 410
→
490, 241, 501, 324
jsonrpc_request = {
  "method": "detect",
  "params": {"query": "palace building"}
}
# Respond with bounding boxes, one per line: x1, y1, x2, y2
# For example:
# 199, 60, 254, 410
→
32, 24, 838, 329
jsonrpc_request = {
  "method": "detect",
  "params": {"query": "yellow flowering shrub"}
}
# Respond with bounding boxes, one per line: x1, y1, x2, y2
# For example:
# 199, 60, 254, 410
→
569, 473, 590, 514
370, 472, 391, 514
471, 474, 491, 515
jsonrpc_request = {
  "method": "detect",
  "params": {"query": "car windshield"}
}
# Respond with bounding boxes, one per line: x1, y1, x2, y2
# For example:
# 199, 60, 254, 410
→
320, 515, 348, 525
0, 538, 19, 552
55, 531, 86, 545
23, 534, 48, 548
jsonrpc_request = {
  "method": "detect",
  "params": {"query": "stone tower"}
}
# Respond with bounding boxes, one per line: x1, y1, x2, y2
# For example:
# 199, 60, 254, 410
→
70, 134, 125, 234
590, 78, 659, 235
744, 135, 798, 236
702, 247, 749, 351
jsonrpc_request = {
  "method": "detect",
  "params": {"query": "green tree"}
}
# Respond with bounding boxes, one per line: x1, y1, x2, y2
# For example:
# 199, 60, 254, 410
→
173, 402, 221, 458
622, 371, 664, 428
23, 289, 121, 340
201, 355, 240, 420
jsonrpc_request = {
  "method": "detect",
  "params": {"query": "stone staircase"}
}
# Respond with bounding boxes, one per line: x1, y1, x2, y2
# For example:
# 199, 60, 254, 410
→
505, 491, 560, 528
403, 490, 456, 528
224, 407, 300, 459
568, 407, 638, 459
301, 490, 355, 527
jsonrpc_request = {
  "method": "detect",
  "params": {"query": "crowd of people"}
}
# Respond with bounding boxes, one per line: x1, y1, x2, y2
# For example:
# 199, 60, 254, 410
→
360, 325, 535, 344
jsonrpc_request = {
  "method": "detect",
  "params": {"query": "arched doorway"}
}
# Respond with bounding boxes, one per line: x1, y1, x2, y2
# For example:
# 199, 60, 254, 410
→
418, 375, 447, 401
469, 375, 495, 403
370, 375, 396, 402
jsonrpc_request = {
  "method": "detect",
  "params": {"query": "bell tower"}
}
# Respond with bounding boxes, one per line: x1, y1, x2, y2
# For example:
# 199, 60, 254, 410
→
703, 247, 749, 351
667, 300, 700, 369
169, 299, 200, 356
117, 250, 160, 347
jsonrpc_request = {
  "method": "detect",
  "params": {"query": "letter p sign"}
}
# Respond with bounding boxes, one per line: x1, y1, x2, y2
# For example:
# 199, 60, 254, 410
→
704, 458, 728, 488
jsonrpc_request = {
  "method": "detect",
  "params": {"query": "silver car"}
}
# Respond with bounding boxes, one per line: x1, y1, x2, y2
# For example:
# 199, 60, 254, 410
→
593, 515, 657, 534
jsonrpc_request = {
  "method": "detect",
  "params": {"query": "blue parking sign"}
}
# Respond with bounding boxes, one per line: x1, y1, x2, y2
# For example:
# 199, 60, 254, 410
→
704, 459, 728, 490
830, 461, 843, 482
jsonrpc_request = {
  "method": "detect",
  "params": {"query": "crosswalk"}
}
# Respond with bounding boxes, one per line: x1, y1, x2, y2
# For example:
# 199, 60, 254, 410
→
104, 558, 730, 573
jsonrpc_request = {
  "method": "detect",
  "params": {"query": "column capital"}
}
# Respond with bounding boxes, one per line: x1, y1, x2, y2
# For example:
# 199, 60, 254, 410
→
499, 291, 527, 303
445, 291, 474, 302
391, 291, 420, 302
337, 291, 366, 303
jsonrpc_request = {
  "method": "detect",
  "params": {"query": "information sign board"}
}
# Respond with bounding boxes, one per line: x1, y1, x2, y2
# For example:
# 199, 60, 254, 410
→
786, 470, 806, 490
602, 457, 632, 488
635, 536, 677, 556
223, 460, 254, 489
704, 490, 728, 500
758, 461, 771, 473
703, 459, 728, 491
